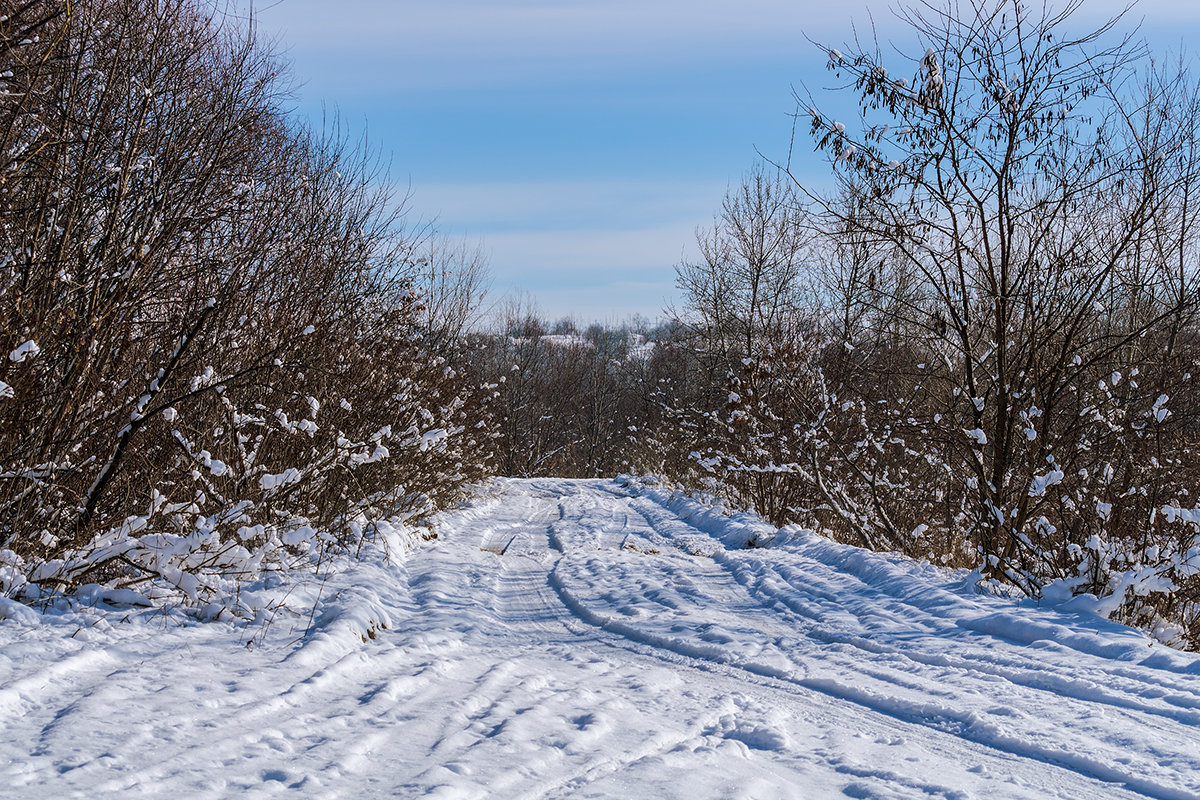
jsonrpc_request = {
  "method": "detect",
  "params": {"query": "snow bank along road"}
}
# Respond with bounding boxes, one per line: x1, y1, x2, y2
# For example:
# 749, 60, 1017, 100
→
3, 478, 1200, 799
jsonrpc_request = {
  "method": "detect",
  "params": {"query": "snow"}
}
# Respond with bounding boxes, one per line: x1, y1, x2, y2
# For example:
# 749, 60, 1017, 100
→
540, 334, 590, 348
1155, 394, 1171, 422
511, 334, 593, 349
8, 339, 38, 363
1029, 469, 1064, 496
964, 427, 988, 445
259, 467, 301, 491
3, 477, 1200, 798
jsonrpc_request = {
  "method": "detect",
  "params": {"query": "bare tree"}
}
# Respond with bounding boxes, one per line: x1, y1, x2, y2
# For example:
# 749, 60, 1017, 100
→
416, 234, 490, 348
674, 164, 810, 376
793, 0, 1200, 609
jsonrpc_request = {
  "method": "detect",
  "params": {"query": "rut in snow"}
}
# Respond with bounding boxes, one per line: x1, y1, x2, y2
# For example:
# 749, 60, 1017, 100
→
2, 477, 1199, 799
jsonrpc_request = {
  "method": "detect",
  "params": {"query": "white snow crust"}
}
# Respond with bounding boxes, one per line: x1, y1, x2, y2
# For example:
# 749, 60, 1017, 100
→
2, 477, 1200, 798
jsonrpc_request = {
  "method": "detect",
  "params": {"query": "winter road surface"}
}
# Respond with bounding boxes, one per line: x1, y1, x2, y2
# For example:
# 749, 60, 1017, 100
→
3, 478, 1200, 799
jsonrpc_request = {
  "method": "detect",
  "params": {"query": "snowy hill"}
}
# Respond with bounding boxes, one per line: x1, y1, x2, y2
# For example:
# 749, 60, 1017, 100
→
3, 478, 1200, 798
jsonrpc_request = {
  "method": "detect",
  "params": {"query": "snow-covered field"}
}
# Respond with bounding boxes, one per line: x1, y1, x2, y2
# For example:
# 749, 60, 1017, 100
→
3, 478, 1200, 799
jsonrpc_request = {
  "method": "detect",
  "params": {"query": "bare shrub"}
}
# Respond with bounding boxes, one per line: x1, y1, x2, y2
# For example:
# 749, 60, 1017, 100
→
0, 0, 497, 609
653, 1, 1200, 646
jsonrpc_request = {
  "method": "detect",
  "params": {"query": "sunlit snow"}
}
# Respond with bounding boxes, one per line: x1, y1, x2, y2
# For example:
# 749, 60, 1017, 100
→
2, 478, 1199, 798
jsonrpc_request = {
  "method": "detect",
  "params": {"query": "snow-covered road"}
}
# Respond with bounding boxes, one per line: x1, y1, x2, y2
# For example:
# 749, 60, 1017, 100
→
4, 478, 1200, 798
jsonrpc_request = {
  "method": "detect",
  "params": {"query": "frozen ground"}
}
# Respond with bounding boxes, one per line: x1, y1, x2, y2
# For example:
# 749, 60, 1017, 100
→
3, 477, 1200, 799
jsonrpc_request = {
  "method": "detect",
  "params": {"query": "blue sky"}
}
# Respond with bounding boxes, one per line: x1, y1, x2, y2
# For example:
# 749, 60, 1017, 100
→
248, 1, 1200, 323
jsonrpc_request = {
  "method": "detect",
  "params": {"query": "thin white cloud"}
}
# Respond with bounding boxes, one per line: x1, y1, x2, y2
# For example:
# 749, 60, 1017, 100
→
250, 0, 1199, 95
256, 0, 847, 51
476, 224, 695, 322
484, 224, 696, 277
414, 179, 724, 231
252, 0, 1200, 55
250, 0, 869, 91
404, 181, 722, 319
521, 282, 680, 324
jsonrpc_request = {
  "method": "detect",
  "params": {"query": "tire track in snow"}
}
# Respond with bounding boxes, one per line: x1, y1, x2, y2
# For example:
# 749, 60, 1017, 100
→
626, 488, 1200, 734
730, 546, 1200, 708
471, 514, 975, 797
538, 565, 1152, 800
711, 543, 1200, 733
638, 511, 1200, 781
624, 491, 1200, 798
21, 477, 1177, 800
452, 485, 994, 798
540, 481, 1199, 800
